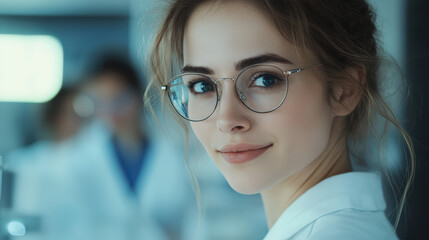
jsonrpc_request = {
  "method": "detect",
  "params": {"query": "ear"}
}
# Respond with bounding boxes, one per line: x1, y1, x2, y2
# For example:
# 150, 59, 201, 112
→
331, 66, 366, 117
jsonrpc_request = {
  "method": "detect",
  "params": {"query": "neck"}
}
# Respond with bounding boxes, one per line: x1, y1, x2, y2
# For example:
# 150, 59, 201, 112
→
115, 126, 144, 150
261, 120, 352, 229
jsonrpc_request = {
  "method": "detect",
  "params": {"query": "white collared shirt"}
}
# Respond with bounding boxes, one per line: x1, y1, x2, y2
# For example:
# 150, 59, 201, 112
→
264, 171, 398, 240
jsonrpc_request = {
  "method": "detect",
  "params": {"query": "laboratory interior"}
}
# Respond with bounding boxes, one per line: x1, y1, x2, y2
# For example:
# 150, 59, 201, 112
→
0, 0, 428, 239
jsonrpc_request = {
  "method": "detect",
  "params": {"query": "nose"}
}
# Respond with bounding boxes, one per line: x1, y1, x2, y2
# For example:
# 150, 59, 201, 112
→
215, 80, 251, 133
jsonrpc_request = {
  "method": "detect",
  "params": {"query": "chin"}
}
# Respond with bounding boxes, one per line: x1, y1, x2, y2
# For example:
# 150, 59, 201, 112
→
223, 173, 272, 195
229, 183, 261, 195
212, 155, 280, 195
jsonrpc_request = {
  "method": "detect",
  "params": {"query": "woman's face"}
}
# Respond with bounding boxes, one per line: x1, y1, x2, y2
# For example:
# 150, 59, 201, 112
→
184, 2, 336, 194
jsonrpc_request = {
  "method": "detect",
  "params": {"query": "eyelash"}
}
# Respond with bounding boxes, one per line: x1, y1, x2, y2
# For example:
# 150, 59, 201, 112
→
249, 71, 283, 89
186, 79, 214, 95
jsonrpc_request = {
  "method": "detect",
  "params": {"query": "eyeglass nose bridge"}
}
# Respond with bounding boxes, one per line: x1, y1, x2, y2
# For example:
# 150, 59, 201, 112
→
213, 77, 237, 101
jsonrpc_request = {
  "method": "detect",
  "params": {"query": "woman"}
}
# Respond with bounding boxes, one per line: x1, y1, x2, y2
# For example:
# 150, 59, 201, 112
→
145, 0, 415, 239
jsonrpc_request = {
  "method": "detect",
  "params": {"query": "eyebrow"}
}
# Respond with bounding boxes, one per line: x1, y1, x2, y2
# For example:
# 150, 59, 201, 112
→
181, 65, 214, 75
236, 53, 293, 70
181, 53, 293, 74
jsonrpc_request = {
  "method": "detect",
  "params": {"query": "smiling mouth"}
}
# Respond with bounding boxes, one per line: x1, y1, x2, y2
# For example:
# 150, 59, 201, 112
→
220, 144, 272, 164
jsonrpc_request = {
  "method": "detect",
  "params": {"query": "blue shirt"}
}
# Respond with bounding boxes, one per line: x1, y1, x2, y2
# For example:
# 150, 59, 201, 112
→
111, 137, 150, 193
264, 171, 398, 240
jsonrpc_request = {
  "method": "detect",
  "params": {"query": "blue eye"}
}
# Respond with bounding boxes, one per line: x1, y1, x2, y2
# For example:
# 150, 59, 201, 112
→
252, 74, 281, 87
188, 80, 215, 94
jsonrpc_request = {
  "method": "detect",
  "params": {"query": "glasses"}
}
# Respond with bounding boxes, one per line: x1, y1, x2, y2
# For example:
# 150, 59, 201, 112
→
161, 64, 319, 122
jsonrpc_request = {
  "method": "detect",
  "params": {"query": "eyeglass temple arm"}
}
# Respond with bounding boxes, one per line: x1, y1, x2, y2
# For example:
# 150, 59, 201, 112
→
286, 64, 322, 75
286, 68, 304, 75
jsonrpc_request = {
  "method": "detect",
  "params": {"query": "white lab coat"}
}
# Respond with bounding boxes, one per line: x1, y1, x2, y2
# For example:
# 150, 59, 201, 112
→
7, 139, 96, 240
7, 121, 194, 240
264, 171, 398, 240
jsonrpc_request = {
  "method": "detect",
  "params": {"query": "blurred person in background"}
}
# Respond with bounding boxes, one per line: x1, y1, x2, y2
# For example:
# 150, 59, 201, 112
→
6, 86, 87, 240
44, 87, 84, 142
69, 52, 193, 240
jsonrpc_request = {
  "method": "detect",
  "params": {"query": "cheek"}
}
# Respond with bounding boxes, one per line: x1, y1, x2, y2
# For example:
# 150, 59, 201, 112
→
274, 82, 333, 163
190, 122, 211, 150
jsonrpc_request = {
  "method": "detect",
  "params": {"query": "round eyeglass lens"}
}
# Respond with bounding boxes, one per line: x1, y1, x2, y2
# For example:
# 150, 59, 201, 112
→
168, 74, 218, 121
235, 65, 288, 113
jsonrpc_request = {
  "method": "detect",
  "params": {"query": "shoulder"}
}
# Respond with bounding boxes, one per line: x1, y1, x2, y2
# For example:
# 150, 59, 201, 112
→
306, 209, 398, 240
6, 141, 51, 170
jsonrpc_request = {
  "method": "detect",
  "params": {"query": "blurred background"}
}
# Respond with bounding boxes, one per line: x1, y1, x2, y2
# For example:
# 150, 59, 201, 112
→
0, 0, 427, 239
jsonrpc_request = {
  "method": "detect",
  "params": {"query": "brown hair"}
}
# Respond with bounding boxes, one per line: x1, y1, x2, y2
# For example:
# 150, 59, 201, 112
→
144, 0, 415, 232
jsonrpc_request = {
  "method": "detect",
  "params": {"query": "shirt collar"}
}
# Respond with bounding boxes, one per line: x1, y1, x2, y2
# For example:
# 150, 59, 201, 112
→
264, 171, 386, 240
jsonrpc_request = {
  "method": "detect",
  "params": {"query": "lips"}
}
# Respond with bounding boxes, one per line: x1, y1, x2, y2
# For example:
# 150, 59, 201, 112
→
218, 143, 272, 164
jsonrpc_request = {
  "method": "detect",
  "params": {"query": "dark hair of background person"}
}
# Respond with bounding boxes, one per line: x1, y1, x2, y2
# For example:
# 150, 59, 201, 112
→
43, 86, 78, 129
86, 52, 143, 94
